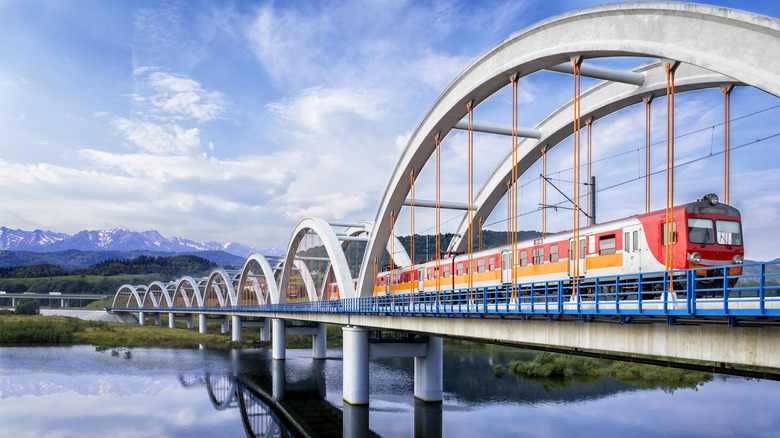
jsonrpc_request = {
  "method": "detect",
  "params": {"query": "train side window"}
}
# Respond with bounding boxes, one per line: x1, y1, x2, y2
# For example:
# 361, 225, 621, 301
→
599, 235, 616, 255
456, 263, 463, 276
532, 247, 544, 264
443, 266, 451, 277
477, 259, 486, 273
550, 244, 559, 262
520, 250, 528, 266
488, 257, 495, 271
633, 231, 639, 250
624, 232, 630, 252
662, 222, 678, 245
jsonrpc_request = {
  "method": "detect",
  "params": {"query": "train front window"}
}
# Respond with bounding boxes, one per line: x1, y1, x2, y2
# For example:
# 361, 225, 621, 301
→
688, 218, 715, 244
716, 220, 742, 246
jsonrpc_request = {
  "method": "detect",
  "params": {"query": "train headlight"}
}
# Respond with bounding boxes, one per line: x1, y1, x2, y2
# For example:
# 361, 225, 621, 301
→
701, 193, 719, 206
733, 254, 744, 264
691, 252, 702, 264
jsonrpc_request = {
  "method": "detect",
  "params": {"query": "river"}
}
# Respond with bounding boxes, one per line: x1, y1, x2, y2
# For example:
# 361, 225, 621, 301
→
1, 345, 778, 437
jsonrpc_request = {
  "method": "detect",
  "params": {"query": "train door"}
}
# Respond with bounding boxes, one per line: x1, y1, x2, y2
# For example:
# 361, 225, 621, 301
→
568, 238, 587, 277
417, 268, 425, 292
501, 250, 511, 284
624, 225, 642, 272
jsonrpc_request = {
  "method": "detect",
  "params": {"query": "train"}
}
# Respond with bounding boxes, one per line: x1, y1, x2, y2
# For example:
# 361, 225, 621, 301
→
327, 193, 744, 299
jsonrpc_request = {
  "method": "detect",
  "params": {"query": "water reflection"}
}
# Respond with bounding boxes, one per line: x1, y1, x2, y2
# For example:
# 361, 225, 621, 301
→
181, 359, 385, 438
2, 346, 780, 437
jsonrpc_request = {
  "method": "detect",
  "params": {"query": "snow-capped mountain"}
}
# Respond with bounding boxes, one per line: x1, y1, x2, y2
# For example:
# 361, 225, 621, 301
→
0, 226, 274, 258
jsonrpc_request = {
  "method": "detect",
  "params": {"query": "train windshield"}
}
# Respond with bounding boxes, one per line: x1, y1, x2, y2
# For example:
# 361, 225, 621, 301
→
687, 218, 715, 244
716, 220, 743, 246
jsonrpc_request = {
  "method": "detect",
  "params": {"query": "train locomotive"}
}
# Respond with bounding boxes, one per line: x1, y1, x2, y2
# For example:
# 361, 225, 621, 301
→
360, 193, 743, 298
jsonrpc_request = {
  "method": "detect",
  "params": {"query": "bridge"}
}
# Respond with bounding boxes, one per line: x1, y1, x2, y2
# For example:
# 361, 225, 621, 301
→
107, 3, 780, 406
0, 291, 107, 308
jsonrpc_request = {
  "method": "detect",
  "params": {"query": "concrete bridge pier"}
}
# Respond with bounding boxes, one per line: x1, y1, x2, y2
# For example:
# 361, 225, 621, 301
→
414, 336, 443, 402
261, 317, 271, 341
154, 314, 162, 326
313, 322, 327, 359
342, 326, 369, 405
199, 314, 208, 333
220, 315, 230, 334
232, 315, 242, 341
138, 311, 145, 325
169, 312, 176, 329
186, 314, 195, 329
272, 318, 286, 360
342, 326, 443, 406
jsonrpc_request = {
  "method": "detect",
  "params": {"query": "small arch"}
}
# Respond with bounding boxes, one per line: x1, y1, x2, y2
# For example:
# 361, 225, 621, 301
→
237, 253, 280, 305
112, 284, 144, 308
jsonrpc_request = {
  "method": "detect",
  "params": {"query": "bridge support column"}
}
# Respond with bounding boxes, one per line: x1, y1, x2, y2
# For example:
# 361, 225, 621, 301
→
139, 311, 145, 325
168, 313, 176, 329
414, 336, 443, 402
232, 315, 242, 341
11, 297, 16, 307
260, 317, 271, 341
61, 298, 66, 307
272, 318, 286, 360
154, 314, 162, 326
343, 326, 369, 405
187, 314, 194, 329
199, 314, 207, 333
313, 322, 327, 359
220, 315, 230, 334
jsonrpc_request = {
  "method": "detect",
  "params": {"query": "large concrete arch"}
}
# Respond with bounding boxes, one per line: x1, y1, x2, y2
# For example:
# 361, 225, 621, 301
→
279, 217, 356, 300
237, 253, 281, 305
448, 60, 739, 252
357, 2, 780, 296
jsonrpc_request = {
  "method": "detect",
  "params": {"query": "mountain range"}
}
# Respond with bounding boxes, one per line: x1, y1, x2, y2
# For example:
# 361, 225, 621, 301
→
0, 226, 284, 258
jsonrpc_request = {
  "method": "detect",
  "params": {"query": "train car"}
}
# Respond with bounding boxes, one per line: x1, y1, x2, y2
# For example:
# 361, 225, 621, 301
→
371, 193, 743, 296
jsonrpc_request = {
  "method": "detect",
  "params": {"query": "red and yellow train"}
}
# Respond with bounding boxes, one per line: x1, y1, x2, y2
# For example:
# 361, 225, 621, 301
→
329, 194, 744, 298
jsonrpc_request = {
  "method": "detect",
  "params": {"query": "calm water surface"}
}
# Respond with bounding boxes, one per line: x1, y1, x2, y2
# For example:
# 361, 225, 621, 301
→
1, 345, 778, 437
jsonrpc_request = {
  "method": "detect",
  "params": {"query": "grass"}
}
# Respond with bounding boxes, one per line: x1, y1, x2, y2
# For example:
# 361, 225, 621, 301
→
507, 351, 713, 391
0, 314, 244, 350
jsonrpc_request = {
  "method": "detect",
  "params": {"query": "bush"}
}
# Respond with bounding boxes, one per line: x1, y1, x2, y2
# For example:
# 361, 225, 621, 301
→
15, 300, 41, 315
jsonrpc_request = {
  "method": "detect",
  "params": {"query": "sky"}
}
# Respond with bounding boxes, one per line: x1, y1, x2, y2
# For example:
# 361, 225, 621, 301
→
0, 0, 779, 259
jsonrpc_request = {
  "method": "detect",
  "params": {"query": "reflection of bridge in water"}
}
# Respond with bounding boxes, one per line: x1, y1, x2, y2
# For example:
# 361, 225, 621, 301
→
180, 360, 391, 438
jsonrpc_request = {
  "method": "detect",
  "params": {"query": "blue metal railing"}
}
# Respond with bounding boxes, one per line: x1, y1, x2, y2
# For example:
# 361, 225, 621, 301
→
109, 261, 780, 319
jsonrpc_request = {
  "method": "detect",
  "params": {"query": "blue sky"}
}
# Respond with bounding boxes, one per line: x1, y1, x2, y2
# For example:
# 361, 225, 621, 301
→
0, 0, 778, 259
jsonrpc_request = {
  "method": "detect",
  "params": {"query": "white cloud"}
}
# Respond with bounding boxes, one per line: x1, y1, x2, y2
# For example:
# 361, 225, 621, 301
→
112, 118, 201, 156
267, 86, 385, 136
141, 70, 224, 122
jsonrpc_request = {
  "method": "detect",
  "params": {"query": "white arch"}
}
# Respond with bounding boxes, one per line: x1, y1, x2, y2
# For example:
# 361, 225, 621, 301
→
112, 284, 144, 308
448, 60, 740, 252
142, 281, 174, 308
174, 276, 203, 307
279, 217, 356, 300
237, 253, 281, 305
205, 268, 236, 307
357, 2, 780, 296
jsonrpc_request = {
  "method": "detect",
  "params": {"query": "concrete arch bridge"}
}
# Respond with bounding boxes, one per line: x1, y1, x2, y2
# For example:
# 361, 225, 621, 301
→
109, 3, 780, 406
